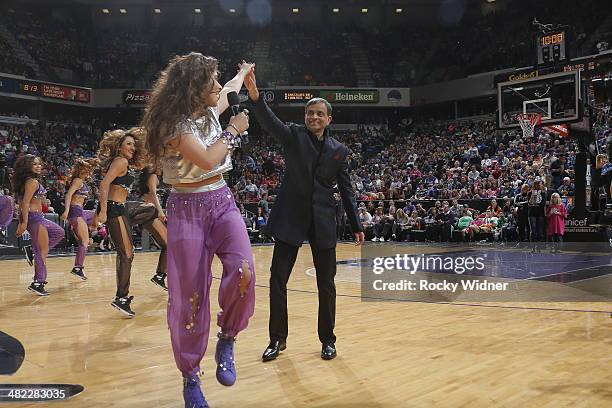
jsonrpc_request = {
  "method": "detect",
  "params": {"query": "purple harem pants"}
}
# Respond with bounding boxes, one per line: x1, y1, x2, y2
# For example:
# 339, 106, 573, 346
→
166, 184, 255, 377
27, 212, 65, 282
68, 205, 95, 268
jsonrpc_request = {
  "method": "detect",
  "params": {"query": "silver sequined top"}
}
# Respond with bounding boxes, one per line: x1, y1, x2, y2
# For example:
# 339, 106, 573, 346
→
162, 107, 232, 185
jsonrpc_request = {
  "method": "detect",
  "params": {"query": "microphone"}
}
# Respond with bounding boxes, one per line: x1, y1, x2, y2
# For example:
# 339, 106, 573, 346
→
227, 91, 241, 116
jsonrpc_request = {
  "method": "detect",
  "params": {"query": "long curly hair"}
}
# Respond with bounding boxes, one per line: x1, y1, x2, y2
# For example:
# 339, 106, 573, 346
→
141, 52, 219, 161
69, 157, 100, 183
97, 127, 147, 172
12, 154, 40, 198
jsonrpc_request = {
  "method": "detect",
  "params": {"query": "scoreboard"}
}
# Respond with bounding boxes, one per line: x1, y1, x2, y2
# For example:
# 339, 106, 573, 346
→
536, 29, 568, 67
0, 77, 91, 104
22, 81, 91, 103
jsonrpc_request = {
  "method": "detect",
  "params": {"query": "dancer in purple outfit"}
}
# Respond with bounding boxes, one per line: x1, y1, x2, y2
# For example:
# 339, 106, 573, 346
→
60, 158, 99, 280
141, 53, 255, 408
13, 155, 65, 296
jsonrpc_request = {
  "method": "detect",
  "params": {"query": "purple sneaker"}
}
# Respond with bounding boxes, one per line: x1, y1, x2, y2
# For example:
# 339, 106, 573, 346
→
182, 375, 209, 408
215, 332, 237, 386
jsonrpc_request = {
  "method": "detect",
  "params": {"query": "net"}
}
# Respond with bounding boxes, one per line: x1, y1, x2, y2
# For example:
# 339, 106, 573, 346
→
516, 113, 542, 138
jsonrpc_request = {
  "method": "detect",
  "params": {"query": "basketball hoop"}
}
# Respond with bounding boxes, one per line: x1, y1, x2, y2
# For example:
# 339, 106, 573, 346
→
516, 113, 542, 139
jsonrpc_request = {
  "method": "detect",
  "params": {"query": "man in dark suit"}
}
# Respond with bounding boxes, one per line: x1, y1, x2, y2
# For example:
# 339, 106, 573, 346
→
244, 69, 364, 362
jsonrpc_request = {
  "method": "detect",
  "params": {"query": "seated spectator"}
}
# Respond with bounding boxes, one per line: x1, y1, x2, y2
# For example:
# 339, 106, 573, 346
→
252, 207, 268, 238
371, 207, 387, 242
501, 207, 519, 242
455, 208, 474, 242
392, 209, 410, 241
359, 207, 374, 239
557, 176, 575, 197
486, 199, 503, 217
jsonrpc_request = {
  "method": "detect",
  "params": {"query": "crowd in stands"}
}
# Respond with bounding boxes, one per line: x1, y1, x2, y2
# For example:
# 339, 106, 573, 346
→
0, 0, 607, 88
0, 37, 31, 77
3, 9, 96, 82
230, 115, 601, 244
2, 102, 612, 246
1, 118, 103, 213
267, 23, 356, 86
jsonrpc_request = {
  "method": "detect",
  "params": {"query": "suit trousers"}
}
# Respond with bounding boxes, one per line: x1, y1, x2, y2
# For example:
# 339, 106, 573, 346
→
269, 237, 337, 344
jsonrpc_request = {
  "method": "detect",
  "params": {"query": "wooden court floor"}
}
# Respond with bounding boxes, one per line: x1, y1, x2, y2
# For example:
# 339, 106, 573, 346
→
0, 243, 611, 407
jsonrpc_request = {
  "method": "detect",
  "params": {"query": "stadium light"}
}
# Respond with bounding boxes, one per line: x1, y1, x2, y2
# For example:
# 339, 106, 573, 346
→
154, 8, 161, 14
292, 8, 299, 13
102, 8, 110, 14
229, 8, 236, 13
194, 8, 201, 13
119, 8, 127, 14
332, 8, 339, 13
361, 8, 368, 13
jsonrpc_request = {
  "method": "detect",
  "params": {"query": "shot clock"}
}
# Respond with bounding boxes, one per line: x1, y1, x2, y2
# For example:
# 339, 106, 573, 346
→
536, 29, 568, 67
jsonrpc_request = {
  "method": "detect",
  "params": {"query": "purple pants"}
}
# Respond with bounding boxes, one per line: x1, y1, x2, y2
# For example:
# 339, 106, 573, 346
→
68, 205, 94, 268
166, 185, 255, 377
27, 212, 65, 282
0, 196, 14, 228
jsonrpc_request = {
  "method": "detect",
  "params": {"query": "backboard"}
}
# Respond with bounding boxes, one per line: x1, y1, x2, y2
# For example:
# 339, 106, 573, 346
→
498, 70, 581, 129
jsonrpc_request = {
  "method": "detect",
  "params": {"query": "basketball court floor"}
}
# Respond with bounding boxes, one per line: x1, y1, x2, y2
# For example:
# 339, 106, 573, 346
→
1, 243, 611, 407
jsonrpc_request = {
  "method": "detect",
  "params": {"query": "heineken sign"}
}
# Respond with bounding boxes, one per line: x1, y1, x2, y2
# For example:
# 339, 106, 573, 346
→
320, 89, 379, 104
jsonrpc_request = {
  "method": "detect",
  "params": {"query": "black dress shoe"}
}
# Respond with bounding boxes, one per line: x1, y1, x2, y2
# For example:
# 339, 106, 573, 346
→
321, 343, 337, 360
262, 339, 286, 362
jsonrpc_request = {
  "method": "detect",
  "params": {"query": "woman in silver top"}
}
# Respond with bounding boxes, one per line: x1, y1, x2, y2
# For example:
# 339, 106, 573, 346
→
141, 52, 255, 408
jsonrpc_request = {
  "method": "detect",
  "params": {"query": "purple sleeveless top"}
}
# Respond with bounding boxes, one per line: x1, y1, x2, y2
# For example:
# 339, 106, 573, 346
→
74, 182, 90, 197
32, 182, 46, 199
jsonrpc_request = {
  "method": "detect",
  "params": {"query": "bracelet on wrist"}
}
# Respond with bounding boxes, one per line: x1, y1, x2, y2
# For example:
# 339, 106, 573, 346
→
227, 124, 240, 135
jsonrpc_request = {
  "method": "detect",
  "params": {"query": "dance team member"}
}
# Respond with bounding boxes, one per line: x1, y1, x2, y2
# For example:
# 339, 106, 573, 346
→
61, 157, 99, 280
95, 127, 146, 317
132, 165, 168, 290
13, 155, 65, 296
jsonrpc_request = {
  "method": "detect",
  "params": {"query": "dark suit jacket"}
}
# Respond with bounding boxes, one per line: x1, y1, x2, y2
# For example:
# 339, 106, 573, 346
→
251, 98, 363, 248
